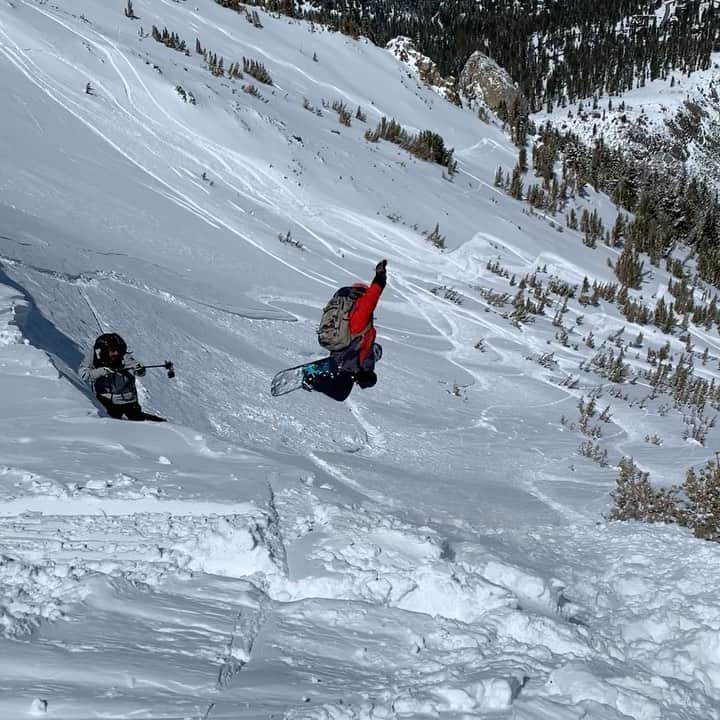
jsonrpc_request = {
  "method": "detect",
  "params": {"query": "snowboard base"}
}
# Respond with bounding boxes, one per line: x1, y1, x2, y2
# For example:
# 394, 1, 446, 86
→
271, 357, 332, 396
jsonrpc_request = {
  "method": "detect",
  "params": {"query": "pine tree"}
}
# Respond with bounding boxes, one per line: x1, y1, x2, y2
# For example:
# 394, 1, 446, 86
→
609, 458, 677, 522
683, 459, 720, 539
509, 165, 523, 199
518, 146, 527, 172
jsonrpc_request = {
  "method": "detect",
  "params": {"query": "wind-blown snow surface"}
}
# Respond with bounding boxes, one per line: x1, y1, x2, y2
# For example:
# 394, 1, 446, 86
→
1, 1, 720, 718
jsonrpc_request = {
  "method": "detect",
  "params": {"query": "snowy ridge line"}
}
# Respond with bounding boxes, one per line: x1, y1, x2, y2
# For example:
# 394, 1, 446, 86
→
2, 236, 295, 322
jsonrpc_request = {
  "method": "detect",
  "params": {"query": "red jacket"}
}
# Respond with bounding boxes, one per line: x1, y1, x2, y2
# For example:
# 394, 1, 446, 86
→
348, 281, 383, 366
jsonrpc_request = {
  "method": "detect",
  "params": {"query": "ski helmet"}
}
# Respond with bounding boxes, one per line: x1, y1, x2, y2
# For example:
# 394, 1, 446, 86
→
94, 332, 127, 362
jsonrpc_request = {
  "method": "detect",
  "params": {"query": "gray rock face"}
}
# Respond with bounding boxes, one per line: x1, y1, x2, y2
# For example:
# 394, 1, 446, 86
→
459, 51, 525, 114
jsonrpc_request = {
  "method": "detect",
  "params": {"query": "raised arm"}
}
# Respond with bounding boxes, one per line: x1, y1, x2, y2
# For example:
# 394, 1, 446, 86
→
349, 260, 386, 333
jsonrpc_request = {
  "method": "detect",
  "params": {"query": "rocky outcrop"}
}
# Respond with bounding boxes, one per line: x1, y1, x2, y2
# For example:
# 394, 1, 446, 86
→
458, 51, 525, 116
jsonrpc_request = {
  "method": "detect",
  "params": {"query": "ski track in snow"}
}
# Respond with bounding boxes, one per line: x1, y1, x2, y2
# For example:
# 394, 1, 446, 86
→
2, 4, 336, 288
346, 398, 387, 457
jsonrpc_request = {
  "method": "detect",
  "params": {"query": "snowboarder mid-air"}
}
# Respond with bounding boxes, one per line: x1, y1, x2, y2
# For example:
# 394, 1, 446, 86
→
301, 259, 387, 402
80, 332, 166, 421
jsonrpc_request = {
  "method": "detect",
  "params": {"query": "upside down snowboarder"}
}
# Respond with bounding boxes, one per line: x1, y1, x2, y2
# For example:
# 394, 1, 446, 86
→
271, 259, 387, 401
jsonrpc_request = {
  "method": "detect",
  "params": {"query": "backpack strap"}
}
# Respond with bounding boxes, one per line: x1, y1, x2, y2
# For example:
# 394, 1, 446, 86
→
351, 319, 372, 341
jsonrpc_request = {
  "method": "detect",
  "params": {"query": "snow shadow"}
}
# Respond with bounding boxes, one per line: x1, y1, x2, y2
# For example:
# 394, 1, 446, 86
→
0, 265, 87, 396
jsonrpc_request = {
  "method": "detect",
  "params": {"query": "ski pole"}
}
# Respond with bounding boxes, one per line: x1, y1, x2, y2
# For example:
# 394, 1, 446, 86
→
142, 360, 175, 378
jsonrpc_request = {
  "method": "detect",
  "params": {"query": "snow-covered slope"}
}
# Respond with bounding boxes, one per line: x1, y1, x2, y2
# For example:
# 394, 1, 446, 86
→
2, 1, 720, 718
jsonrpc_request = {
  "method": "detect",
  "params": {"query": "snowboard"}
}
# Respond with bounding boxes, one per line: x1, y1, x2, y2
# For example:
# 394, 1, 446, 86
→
271, 357, 332, 396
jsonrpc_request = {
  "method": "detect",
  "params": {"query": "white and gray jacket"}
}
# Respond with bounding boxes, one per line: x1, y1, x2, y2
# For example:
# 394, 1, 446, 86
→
79, 350, 141, 404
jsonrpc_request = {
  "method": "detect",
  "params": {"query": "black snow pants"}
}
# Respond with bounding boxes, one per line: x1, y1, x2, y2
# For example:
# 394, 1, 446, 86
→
98, 398, 166, 422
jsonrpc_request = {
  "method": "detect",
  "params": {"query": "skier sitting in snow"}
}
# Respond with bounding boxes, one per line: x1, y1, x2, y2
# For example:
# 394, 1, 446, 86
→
79, 332, 165, 422
303, 259, 387, 402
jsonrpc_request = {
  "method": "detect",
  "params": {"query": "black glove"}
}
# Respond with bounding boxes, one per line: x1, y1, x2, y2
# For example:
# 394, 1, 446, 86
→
355, 370, 377, 389
134, 363, 146, 377
373, 259, 387, 288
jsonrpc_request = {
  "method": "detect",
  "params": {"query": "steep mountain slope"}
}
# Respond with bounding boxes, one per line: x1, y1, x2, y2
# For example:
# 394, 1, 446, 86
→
1, 1, 720, 718
535, 55, 720, 192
